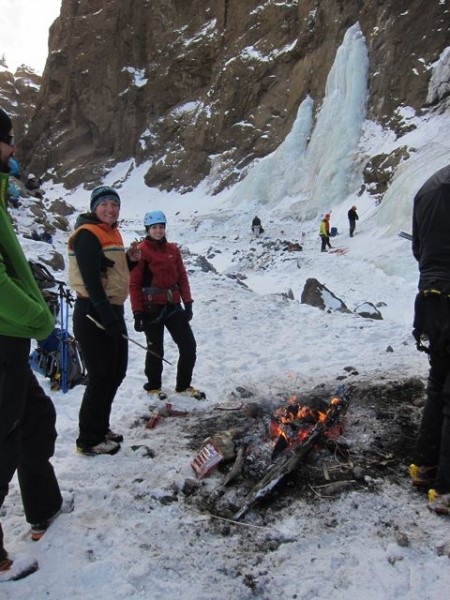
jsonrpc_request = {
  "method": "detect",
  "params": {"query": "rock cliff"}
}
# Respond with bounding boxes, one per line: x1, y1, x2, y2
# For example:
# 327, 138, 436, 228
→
0, 59, 42, 168
15, 0, 450, 193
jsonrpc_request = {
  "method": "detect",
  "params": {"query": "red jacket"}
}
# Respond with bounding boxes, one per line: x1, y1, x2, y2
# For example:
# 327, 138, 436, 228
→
129, 237, 192, 312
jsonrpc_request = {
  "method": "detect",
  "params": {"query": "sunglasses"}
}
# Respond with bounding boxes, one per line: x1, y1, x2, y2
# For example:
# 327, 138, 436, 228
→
0, 134, 15, 146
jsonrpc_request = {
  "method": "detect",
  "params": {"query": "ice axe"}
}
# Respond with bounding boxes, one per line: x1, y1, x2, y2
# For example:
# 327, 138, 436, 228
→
86, 314, 172, 365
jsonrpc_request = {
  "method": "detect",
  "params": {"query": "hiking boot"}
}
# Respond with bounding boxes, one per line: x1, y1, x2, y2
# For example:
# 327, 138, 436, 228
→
76, 439, 121, 457
0, 557, 13, 573
427, 489, 450, 515
106, 429, 124, 443
30, 490, 74, 541
409, 464, 437, 488
176, 386, 206, 400
144, 385, 168, 400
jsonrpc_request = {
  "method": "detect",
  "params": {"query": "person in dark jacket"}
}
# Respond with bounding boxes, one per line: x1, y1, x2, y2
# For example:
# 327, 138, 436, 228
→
251, 215, 264, 237
68, 186, 140, 456
25, 173, 44, 199
410, 163, 450, 514
129, 210, 204, 400
348, 205, 358, 237
0, 108, 63, 576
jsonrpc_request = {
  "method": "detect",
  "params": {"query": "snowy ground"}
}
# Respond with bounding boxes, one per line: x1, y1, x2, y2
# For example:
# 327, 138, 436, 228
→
2, 164, 450, 599
3, 27, 450, 592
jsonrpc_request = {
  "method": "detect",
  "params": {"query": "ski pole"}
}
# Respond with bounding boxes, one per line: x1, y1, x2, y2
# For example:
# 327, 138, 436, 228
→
59, 286, 69, 393
63, 292, 70, 392
86, 314, 172, 365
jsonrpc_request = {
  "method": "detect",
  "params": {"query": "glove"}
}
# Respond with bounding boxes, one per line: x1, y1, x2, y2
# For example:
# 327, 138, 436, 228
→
134, 312, 147, 332
104, 320, 123, 339
184, 302, 193, 322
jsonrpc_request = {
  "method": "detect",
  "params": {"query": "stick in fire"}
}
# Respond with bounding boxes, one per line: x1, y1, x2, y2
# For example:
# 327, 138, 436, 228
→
233, 385, 354, 521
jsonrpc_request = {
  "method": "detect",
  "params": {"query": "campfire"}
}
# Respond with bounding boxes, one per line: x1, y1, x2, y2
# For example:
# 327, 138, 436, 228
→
270, 394, 344, 459
190, 386, 352, 520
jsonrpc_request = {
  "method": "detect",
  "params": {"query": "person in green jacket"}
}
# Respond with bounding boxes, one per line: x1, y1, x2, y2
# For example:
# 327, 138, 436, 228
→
0, 108, 64, 577
319, 213, 332, 252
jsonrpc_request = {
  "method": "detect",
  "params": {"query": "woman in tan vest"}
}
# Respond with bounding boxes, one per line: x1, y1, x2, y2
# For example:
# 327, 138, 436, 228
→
68, 186, 140, 456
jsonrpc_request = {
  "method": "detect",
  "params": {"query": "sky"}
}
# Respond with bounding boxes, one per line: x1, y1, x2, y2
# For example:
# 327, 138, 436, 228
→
0, 0, 62, 73
1, 20, 450, 600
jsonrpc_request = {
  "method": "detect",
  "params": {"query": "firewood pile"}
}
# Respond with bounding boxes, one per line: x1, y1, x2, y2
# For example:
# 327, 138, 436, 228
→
183, 378, 425, 523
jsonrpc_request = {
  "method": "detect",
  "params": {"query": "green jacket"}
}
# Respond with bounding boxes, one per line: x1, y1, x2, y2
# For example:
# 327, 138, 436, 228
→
0, 171, 54, 339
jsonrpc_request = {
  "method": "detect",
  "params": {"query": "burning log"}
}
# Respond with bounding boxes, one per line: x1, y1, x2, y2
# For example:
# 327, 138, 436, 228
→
233, 386, 353, 520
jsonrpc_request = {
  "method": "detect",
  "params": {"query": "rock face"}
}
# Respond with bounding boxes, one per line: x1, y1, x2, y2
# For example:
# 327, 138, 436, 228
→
17, 0, 450, 192
0, 60, 42, 161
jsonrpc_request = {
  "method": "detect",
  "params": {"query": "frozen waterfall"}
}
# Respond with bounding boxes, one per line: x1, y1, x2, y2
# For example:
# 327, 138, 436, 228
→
228, 22, 369, 220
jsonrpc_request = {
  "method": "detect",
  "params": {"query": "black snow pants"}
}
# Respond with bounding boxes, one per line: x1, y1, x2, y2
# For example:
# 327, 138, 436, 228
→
413, 292, 450, 492
73, 299, 128, 448
0, 335, 62, 527
143, 305, 196, 392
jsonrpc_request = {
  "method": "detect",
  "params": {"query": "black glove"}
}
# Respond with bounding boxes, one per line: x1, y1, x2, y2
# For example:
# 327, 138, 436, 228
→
134, 312, 147, 332
104, 320, 123, 339
184, 302, 193, 322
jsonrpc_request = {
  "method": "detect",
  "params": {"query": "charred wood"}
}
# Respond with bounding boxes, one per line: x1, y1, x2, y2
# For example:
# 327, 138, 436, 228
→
233, 386, 353, 521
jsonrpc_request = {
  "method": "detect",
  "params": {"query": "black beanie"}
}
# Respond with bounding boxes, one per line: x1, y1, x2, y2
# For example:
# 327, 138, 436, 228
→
0, 108, 12, 138
90, 185, 121, 211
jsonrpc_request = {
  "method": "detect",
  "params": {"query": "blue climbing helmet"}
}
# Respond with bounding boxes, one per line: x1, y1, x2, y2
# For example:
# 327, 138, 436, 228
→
144, 210, 167, 228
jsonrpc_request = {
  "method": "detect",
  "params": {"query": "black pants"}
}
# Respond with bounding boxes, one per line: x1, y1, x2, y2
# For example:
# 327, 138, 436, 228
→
73, 299, 128, 448
144, 305, 196, 391
0, 335, 62, 530
320, 235, 331, 251
414, 293, 450, 492
349, 221, 356, 237
415, 354, 450, 492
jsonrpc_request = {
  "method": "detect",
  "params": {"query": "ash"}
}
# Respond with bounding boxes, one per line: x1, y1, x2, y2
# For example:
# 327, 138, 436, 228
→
184, 377, 425, 521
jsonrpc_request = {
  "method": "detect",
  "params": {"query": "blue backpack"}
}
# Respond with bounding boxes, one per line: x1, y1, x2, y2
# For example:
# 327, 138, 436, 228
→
30, 328, 87, 391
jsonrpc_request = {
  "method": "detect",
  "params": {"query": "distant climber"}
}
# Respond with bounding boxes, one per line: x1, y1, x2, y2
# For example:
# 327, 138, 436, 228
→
319, 213, 332, 252
348, 205, 359, 237
25, 173, 44, 199
251, 216, 264, 237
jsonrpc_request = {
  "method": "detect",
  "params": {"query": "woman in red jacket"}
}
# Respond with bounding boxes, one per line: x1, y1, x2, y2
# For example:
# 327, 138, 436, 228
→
129, 210, 204, 400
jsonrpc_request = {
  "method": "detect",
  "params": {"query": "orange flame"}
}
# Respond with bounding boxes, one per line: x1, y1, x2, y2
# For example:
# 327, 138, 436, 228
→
270, 396, 342, 451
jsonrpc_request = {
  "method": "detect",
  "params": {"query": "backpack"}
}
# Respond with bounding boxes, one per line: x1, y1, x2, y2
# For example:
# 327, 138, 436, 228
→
28, 260, 60, 313
28, 260, 57, 289
30, 328, 87, 391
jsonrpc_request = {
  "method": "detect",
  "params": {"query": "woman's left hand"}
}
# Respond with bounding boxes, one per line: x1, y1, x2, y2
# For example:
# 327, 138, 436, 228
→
127, 241, 141, 262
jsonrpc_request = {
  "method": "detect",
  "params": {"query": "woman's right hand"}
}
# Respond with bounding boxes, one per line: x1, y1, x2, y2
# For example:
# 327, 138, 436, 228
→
134, 312, 147, 332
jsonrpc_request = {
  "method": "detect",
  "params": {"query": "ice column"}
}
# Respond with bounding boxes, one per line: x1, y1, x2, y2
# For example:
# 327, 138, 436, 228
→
229, 95, 314, 206
230, 23, 369, 219
298, 22, 369, 218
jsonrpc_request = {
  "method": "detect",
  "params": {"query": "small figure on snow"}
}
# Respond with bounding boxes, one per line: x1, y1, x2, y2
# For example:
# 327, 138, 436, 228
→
251, 215, 264, 237
25, 173, 44, 199
129, 210, 204, 400
319, 213, 332, 252
348, 205, 359, 237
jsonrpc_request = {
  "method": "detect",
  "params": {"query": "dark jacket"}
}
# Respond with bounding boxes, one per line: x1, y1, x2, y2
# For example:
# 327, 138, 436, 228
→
412, 164, 450, 291
348, 208, 358, 222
